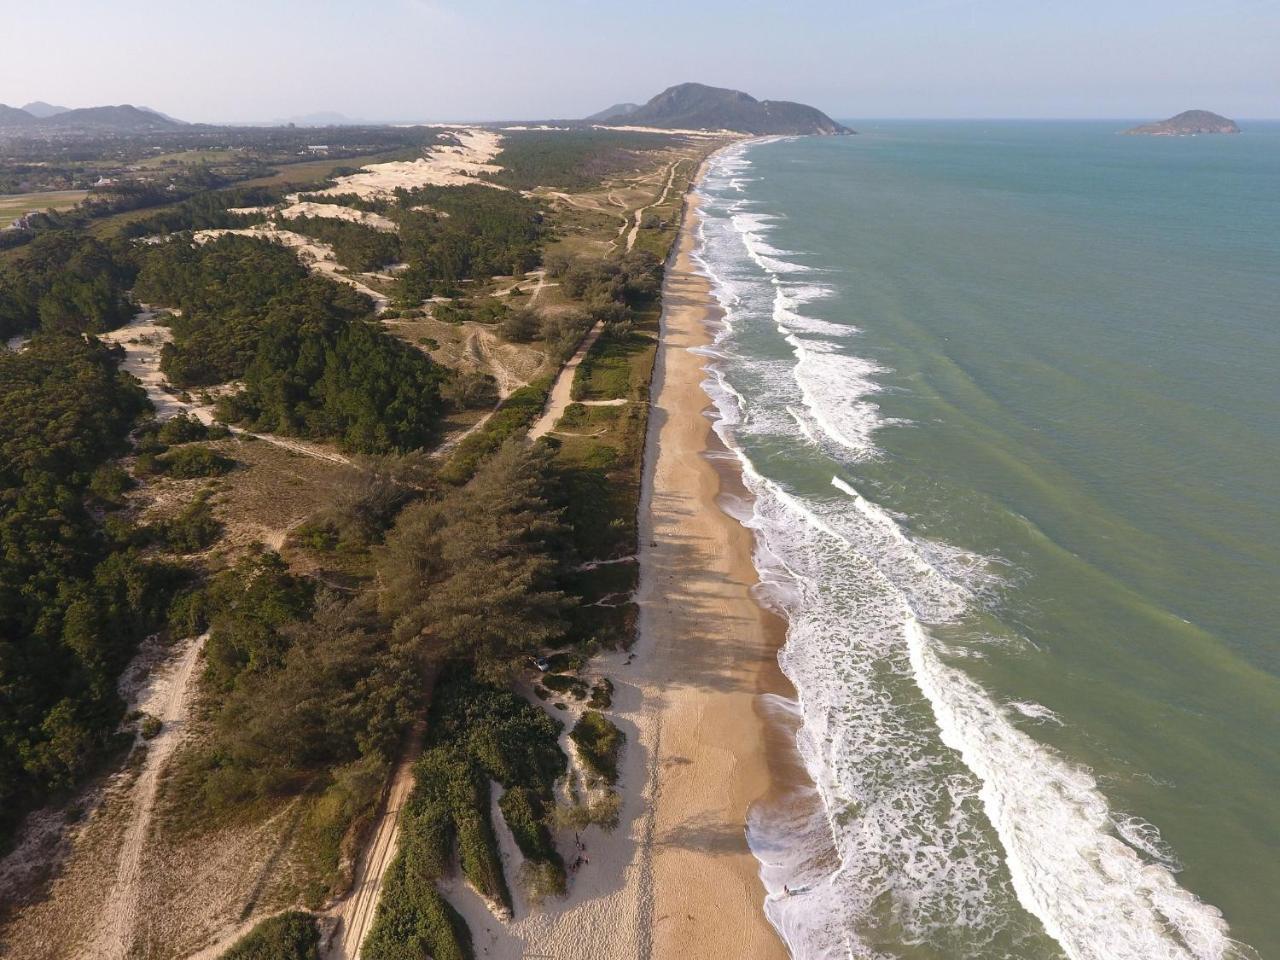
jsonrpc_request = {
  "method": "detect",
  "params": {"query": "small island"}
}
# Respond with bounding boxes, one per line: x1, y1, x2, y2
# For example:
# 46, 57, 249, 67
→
1125, 109, 1240, 136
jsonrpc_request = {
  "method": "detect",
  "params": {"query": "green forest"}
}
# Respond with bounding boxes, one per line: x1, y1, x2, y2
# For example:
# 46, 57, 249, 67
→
0, 231, 137, 339
135, 234, 448, 453
0, 335, 183, 845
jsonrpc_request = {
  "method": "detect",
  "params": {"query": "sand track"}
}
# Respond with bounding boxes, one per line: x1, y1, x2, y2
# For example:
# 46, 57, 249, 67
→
626, 160, 684, 252
527, 321, 604, 440
95, 634, 208, 958
325, 723, 426, 959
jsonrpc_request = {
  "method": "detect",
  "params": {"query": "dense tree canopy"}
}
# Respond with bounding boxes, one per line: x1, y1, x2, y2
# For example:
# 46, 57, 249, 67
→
392, 186, 545, 301
283, 215, 400, 272
0, 335, 181, 847
136, 233, 446, 453
0, 231, 137, 339
379, 441, 572, 677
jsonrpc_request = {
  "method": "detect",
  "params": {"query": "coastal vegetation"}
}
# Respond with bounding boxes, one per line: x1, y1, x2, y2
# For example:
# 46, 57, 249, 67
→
135, 233, 449, 453
485, 129, 676, 191
0, 114, 718, 956
0, 230, 137, 338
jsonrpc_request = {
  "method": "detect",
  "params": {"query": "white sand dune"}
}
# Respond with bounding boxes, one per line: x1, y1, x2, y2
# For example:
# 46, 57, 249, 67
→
309, 128, 505, 200
278, 201, 398, 232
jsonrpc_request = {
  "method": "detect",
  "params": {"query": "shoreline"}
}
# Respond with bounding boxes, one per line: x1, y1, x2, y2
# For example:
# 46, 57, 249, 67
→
633, 167, 797, 958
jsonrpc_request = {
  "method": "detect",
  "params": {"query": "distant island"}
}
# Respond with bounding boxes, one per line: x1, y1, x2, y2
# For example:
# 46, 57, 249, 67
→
1125, 110, 1240, 136
588, 82, 853, 136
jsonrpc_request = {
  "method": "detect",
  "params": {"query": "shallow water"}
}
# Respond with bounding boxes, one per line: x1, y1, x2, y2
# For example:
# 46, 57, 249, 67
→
693, 122, 1280, 960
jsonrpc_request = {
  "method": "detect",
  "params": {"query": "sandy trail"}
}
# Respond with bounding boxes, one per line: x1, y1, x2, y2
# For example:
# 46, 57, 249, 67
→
626, 161, 684, 252
96, 633, 208, 959
325, 723, 426, 960
527, 321, 604, 440
466, 325, 531, 399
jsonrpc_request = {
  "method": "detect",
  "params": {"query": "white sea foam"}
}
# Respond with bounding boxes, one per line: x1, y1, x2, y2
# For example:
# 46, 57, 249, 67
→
689, 144, 1257, 960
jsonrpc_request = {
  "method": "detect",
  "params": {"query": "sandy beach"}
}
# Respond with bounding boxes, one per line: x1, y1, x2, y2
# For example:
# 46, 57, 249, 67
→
631, 183, 794, 959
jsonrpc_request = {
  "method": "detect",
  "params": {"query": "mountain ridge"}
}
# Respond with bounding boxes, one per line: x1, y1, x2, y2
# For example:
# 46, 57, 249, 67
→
0, 103, 187, 135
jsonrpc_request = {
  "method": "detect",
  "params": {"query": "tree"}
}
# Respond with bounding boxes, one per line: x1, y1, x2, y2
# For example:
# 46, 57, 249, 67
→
378, 441, 572, 678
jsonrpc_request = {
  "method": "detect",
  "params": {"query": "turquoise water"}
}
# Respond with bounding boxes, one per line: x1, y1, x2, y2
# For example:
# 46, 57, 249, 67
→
695, 122, 1279, 959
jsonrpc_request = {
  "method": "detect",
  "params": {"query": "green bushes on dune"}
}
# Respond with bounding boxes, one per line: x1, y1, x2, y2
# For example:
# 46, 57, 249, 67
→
218, 911, 320, 960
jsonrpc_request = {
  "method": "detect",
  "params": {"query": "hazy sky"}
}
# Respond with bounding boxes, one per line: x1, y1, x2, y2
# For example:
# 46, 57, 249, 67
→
5, 0, 1277, 122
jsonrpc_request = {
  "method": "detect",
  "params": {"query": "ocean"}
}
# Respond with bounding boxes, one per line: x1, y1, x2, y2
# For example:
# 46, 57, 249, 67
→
691, 121, 1280, 960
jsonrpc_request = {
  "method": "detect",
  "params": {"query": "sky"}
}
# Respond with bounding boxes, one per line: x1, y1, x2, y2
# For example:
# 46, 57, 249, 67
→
4, 0, 1277, 122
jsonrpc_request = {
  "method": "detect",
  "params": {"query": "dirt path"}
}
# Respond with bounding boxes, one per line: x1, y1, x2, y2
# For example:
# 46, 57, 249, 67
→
527, 321, 604, 441
96, 633, 207, 959
466, 326, 528, 399
241, 431, 353, 466
626, 161, 684, 253
324, 726, 425, 960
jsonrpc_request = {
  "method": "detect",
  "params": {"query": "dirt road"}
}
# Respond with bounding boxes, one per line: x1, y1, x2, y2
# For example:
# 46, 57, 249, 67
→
527, 321, 604, 440
626, 161, 684, 252
96, 633, 208, 959
325, 725, 425, 959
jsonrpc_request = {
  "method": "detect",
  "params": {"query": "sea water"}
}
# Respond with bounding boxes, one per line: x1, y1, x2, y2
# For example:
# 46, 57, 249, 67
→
692, 122, 1280, 960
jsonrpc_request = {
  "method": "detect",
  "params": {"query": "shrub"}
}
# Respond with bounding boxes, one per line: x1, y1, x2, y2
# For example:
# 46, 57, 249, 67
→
554, 790, 622, 832
570, 712, 624, 785
362, 854, 472, 960
441, 370, 499, 411
158, 444, 234, 479
499, 307, 540, 343
157, 412, 215, 445
540, 673, 588, 700
499, 785, 563, 881
161, 494, 222, 553
588, 678, 614, 710
167, 587, 209, 637
519, 859, 567, 906
218, 911, 319, 960
89, 463, 135, 505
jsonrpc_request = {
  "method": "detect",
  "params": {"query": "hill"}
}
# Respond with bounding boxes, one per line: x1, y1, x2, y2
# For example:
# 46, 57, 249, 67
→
585, 102, 640, 123
590, 82, 852, 135
0, 104, 38, 127
21, 101, 69, 118
0, 103, 187, 136
46, 104, 186, 132
1125, 110, 1240, 136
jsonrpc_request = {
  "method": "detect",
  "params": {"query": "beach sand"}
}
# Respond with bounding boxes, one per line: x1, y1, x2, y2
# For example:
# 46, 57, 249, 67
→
446, 167, 794, 959
632, 185, 793, 959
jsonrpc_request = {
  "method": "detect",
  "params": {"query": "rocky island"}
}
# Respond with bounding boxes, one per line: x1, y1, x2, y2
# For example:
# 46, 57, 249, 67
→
1125, 109, 1240, 136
